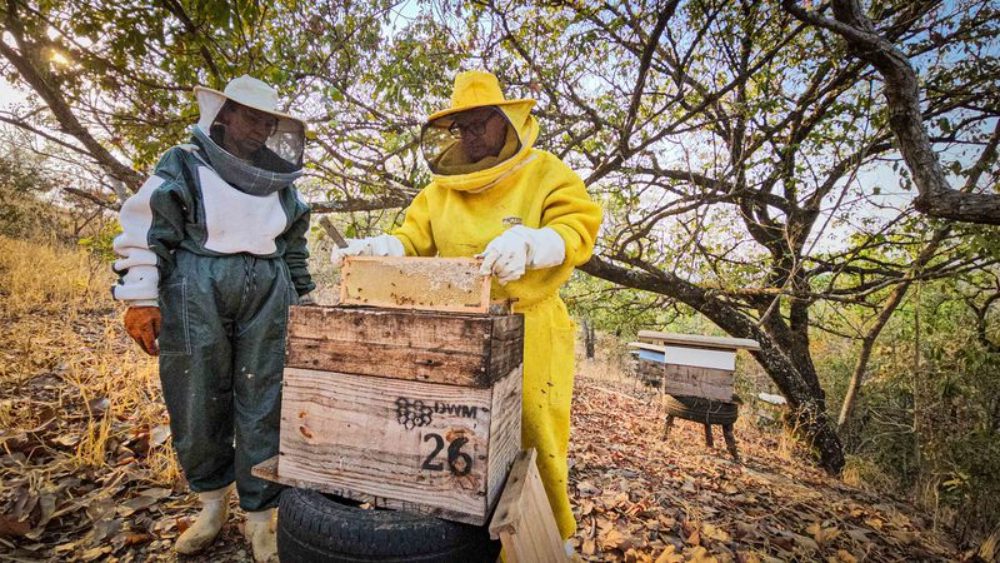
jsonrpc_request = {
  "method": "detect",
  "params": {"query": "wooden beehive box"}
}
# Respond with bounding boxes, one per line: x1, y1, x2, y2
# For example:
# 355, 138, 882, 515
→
272, 304, 523, 526
629, 332, 760, 402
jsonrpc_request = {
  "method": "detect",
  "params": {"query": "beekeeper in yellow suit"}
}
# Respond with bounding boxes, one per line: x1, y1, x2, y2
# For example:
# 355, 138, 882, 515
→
331, 70, 601, 546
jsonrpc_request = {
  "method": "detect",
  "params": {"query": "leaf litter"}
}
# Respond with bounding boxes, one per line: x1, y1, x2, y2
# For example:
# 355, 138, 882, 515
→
0, 239, 971, 562
567, 368, 961, 562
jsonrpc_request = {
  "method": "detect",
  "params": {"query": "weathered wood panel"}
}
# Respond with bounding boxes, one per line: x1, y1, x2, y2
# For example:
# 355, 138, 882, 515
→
278, 366, 522, 525
340, 256, 491, 313
636, 359, 663, 385
663, 364, 734, 402
285, 306, 524, 387
637, 330, 761, 351
489, 449, 568, 562
252, 455, 482, 525
487, 365, 522, 508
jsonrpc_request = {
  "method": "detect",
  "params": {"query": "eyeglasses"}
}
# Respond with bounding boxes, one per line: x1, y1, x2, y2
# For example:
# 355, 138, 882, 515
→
448, 112, 500, 139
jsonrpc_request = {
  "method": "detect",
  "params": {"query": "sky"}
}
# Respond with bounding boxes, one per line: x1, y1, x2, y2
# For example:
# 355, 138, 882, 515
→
0, 79, 26, 107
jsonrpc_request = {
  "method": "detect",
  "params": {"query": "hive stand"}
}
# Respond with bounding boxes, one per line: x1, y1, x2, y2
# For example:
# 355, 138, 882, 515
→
662, 414, 740, 462
630, 332, 760, 463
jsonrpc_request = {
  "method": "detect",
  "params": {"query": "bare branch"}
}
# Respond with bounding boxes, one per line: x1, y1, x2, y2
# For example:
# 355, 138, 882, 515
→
783, 0, 1000, 225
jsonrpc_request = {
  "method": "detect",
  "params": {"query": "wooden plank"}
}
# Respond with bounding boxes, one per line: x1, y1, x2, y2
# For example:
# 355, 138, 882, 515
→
636, 359, 663, 385
487, 365, 522, 511
664, 364, 734, 387
286, 306, 524, 387
489, 449, 567, 563
663, 366, 733, 403
628, 342, 667, 353
637, 330, 761, 351
340, 256, 491, 313
251, 455, 483, 525
278, 366, 521, 525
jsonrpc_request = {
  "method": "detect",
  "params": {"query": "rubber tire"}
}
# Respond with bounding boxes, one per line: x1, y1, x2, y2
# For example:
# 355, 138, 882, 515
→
663, 394, 739, 425
277, 488, 501, 562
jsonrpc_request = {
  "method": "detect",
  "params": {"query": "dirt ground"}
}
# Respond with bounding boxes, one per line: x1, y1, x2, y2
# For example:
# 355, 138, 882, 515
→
0, 237, 967, 562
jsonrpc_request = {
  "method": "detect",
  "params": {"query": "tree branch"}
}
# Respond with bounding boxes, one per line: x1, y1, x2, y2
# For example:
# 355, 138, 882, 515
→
782, 0, 1000, 225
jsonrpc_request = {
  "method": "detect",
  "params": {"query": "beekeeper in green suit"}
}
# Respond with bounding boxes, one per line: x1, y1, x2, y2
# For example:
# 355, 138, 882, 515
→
112, 75, 313, 562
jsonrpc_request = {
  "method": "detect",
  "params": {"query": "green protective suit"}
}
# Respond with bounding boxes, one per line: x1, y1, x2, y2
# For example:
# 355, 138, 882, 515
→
113, 138, 313, 511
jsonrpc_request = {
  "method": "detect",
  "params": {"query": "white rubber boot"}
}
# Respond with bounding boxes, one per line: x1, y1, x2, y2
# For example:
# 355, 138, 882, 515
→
174, 484, 233, 555
245, 508, 278, 563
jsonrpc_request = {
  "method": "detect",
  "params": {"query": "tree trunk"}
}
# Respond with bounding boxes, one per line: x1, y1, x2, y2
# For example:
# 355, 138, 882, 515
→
582, 256, 846, 474
584, 318, 596, 360
838, 228, 947, 427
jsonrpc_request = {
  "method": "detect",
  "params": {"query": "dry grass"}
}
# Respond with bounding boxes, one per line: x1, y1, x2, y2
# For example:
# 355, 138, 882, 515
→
0, 235, 179, 488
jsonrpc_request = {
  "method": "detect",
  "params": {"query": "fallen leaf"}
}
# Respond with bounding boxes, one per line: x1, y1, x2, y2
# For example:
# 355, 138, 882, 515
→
176, 516, 193, 535
111, 531, 153, 549
150, 424, 171, 447
79, 545, 112, 562
86, 497, 117, 522
687, 546, 719, 563
0, 514, 31, 537
864, 517, 884, 531
87, 397, 111, 415
23, 493, 56, 540
686, 529, 701, 546
654, 545, 684, 563
625, 547, 654, 563
577, 481, 601, 497
117, 495, 157, 517
703, 523, 732, 543
790, 532, 819, 552
138, 487, 172, 500
600, 526, 630, 551
51, 433, 81, 448
807, 521, 842, 546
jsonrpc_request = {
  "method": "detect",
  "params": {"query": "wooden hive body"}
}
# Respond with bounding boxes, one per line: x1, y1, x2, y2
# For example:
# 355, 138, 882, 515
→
629, 332, 760, 402
275, 305, 524, 526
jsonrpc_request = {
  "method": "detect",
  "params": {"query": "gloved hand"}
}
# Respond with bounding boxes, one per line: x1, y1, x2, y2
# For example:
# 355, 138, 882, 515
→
330, 235, 405, 269
297, 293, 317, 306
479, 226, 566, 285
124, 306, 161, 356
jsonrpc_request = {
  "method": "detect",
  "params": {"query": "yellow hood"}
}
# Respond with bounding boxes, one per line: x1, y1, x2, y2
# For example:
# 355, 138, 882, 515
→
424, 71, 539, 193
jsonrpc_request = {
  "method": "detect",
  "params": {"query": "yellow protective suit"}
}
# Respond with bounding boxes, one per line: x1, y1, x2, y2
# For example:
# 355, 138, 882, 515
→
394, 71, 602, 538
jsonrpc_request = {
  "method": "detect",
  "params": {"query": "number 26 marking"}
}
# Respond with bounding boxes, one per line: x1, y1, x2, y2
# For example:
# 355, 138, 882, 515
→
421, 433, 473, 476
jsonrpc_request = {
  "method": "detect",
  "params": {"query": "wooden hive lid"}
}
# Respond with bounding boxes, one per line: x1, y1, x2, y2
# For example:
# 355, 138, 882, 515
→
636, 331, 761, 351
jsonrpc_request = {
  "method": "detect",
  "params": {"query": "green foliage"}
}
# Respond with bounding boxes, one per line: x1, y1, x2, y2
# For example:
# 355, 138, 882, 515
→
77, 220, 122, 263
833, 278, 1000, 543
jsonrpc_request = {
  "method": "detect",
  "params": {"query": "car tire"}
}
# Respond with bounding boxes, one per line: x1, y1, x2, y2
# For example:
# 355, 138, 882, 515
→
663, 394, 739, 425
277, 487, 501, 562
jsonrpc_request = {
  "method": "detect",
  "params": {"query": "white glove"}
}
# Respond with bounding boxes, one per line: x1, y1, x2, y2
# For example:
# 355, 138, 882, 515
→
479, 226, 565, 285
330, 234, 405, 269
